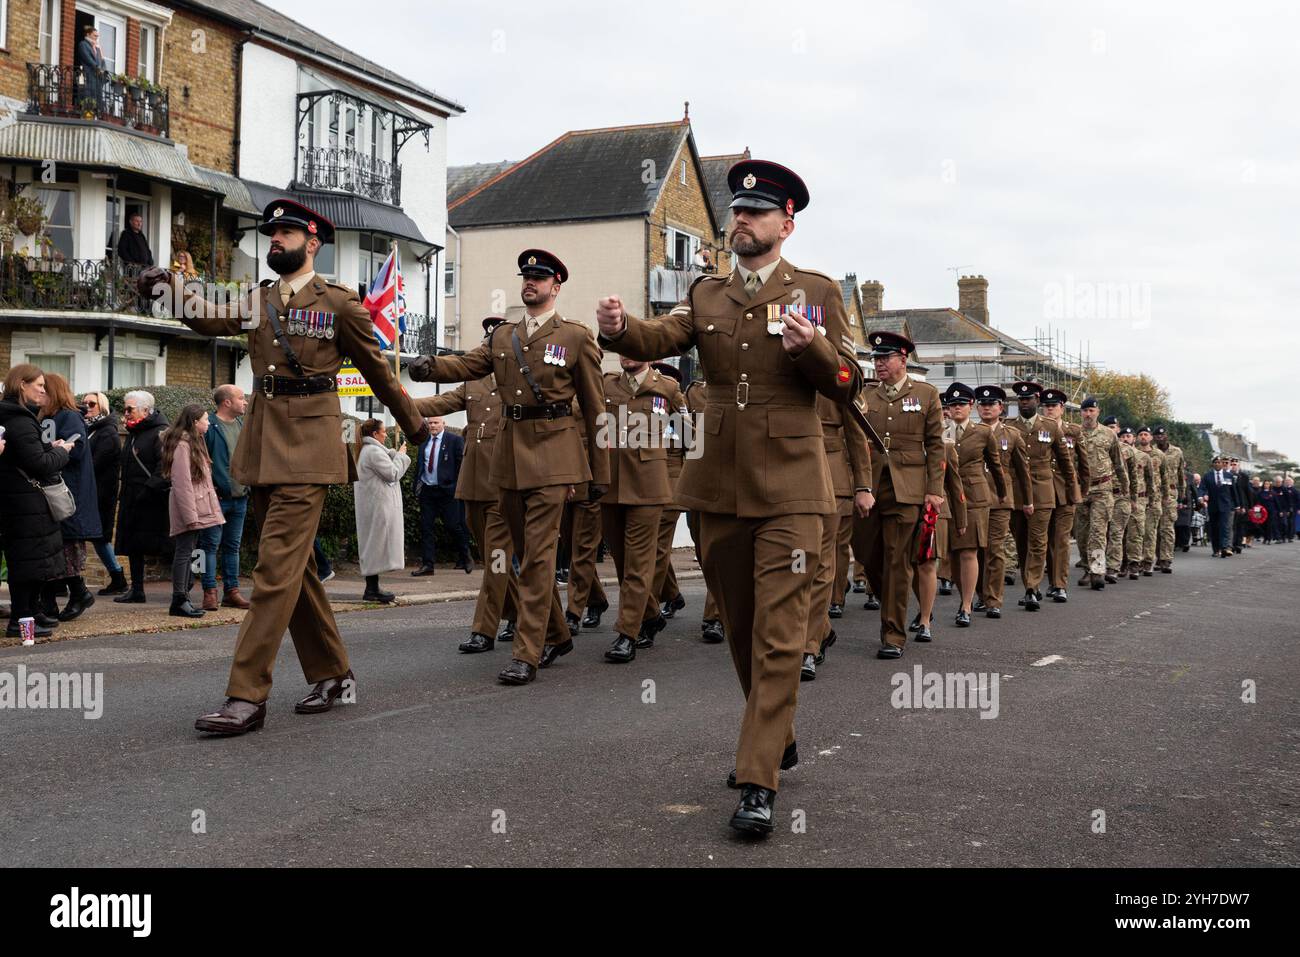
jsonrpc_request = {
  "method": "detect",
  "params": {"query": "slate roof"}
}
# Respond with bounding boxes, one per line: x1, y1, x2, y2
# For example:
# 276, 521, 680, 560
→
449, 121, 692, 229
699, 151, 747, 228
872, 307, 1043, 358
172, 0, 465, 114
448, 162, 514, 205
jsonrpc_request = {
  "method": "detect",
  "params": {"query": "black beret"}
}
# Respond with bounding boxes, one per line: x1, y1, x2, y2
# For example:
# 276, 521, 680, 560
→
1081, 397, 1098, 410
1102, 415, 1119, 426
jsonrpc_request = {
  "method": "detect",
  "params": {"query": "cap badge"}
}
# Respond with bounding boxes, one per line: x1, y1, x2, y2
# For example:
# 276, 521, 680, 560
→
527, 255, 537, 266
742, 173, 757, 189
273, 207, 284, 218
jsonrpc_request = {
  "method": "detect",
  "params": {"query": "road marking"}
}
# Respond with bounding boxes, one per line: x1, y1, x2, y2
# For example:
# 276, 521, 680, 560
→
1032, 655, 1064, 667
818, 745, 842, 757
662, 804, 704, 814
1134, 611, 1150, 618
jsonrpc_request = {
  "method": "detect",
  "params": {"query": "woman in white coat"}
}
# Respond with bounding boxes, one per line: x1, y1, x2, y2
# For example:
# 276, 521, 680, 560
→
354, 419, 410, 603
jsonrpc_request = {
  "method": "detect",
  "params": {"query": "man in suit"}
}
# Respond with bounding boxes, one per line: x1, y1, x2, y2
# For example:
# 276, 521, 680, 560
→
1199, 455, 1240, 556
409, 249, 608, 684
595, 159, 862, 835
411, 415, 471, 575
1230, 459, 1253, 551
147, 198, 429, 734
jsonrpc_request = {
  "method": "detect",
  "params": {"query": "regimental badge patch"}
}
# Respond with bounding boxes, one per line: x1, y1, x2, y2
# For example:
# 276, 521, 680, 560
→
837, 362, 852, 383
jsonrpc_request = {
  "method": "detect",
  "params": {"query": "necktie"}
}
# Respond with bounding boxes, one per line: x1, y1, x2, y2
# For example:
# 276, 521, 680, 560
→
744, 271, 762, 297
428, 438, 437, 477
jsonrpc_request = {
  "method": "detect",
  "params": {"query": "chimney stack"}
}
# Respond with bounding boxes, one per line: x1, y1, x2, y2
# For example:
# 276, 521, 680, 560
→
958, 274, 989, 324
860, 279, 884, 316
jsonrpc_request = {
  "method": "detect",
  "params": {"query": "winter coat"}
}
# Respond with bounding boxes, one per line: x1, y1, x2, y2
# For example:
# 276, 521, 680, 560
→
168, 438, 225, 536
354, 437, 410, 576
115, 409, 171, 555
43, 407, 102, 541
0, 399, 71, 582
87, 414, 121, 541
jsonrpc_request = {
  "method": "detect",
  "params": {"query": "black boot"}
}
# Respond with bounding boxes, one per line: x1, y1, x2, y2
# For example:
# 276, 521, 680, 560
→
58, 578, 96, 621
114, 583, 147, 604
169, 592, 205, 619
39, 582, 60, 620
97, 568, 129, 596
362, 575, 395, 604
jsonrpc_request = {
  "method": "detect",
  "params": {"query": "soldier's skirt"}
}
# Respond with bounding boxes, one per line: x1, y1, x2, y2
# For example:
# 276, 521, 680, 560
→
950, 504, 989, 550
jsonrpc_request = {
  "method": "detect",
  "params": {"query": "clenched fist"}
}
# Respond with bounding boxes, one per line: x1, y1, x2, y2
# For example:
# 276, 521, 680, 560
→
780, 307, 815, 355
407, 355, 435, 382
596, 296, 625, 337
136, 265, 172, 301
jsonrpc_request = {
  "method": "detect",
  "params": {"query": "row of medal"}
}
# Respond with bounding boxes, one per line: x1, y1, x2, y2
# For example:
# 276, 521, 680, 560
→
765, 304, 827, 336
287, 309, 336, 339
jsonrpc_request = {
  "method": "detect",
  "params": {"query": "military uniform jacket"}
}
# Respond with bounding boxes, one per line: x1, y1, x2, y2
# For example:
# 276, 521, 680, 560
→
862, 376, 946, 505
414, 315, 609, 491
601, 369, 686, 506
1052, 421, 1090, 505
415, 376, 502, 502
989, 421, 1032, 510
180, 275, 423, 486
1009, 415, 1078, 509
1079, 424, 1129, 498
951, 420, 1008, 508
1144, 446, 1166, 500
672, 380, 709, 484
1160, 444, 1185, 502
938, 441, 968, 528
1119, 441, 1141, 501
600, 258, 862, 518
817, 393, 872, 499
1134, 447, 1158, 498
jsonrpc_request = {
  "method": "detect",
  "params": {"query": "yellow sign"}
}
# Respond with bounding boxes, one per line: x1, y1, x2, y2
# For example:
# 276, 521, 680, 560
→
337, 365, 372, 397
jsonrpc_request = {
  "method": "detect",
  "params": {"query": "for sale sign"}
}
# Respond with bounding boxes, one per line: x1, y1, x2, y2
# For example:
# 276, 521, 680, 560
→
336, 364, 373, 397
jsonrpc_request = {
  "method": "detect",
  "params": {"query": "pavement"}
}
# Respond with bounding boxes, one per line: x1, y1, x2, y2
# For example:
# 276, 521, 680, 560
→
0, 541, 1296, 867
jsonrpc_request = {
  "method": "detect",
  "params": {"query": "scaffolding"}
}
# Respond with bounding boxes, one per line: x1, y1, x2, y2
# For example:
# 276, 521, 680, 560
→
1013, 325, 1099, 405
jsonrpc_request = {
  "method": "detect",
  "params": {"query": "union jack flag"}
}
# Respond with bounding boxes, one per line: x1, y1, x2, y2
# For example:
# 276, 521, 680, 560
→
363, 247, 406, 350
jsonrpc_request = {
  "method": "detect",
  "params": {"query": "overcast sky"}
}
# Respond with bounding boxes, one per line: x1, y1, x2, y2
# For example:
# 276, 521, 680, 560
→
278, 0, 1300, 457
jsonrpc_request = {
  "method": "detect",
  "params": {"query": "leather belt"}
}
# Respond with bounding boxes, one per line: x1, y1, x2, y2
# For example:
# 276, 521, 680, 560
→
709, 382, 813, 410
502, 401, 572, 421
1090, 473, 1112, 487
260, 374, 337, 397
1137, 493, 1148, 498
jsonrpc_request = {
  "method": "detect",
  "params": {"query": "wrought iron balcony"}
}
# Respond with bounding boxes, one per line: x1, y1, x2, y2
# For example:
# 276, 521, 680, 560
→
0, 255, 149, 314
296, 147, 402, 206
25, 64, 170, 138
400, 312, 436, 355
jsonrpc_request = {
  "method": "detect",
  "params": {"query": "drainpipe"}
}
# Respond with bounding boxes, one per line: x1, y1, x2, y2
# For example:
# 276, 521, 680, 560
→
446, 222, 461, 351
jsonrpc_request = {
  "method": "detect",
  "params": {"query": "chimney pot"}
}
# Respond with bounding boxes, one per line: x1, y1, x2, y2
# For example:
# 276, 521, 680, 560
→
957, 274, 990, 325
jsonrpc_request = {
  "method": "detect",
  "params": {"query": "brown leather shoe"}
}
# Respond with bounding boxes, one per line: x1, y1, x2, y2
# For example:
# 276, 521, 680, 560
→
294, 669, 355, 714
497, 659, 537, 685
221, 588, 251, 609
202, 588, 219, 611
194, 698, 266, 735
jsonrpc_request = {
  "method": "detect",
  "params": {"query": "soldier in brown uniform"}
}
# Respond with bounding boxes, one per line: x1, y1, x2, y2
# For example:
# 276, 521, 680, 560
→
413, 317, 521, 653
1137, 426, 1165, 575
1072, 398, 1129, 589
1041, 388, 1088, 602
910, 431, 967, 641
1123, 427, 1156, 578
599, 357, 685, 662
596, 160, 862, 835
680, 378, 724, 643
562, 406, 609, 634
942, 383, 1007, 626
1008, 381, 1078, 611
1153, 426, 1185, 573
409, 249, 609, 685
144, 199, 430, 734
1105, 416, 1136, 580
973, 386, 1031, 617
649, 362, 690, 621
860, 331, 945, 656
800, 392, 873, 680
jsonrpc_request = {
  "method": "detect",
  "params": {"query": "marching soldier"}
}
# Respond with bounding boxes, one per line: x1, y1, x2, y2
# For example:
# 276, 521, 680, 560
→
1137, 426, 1165, 576
1153, 426, 1185, 573
409, 249, 609, 685
1042, 388, 1088, 602
801, 392, 873, 680
650, 362, 690, 622
1073, 398, 1128, 589
1008, 381, 1078, 610
681, 377, 724, 643
1122, 426, 1156, 579
414, 317, 521, 653
860, 331, 945, 656
974, 386, 1031, 618
595, 159, 862, 835
562, 405, 610, 634
599, 356, 685, 662
852, 373, 883, 614
145, 199, 430, 734
1104, 416, 1137, 581
909, 435, 966, 641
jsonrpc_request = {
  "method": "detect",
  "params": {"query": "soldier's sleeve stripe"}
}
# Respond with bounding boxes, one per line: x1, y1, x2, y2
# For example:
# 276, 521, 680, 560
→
841, 334, 857, 352
669, 306, 691, 318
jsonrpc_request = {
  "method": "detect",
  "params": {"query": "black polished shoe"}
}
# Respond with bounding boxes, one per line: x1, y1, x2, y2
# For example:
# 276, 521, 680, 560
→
459, 632, 495, 653
1052, 588, 1069, 603
909, 612, 922, 633
1004, 573, 1016, 586
1023, 589, 1040, 611
659, 593, 686, 619
361, 588, 396, 604
1090, 574, 1105, 590
877, 644, 904, 659
539, 639, 574, 669
497, 659, 537, 685
455, 558, 473, 574
828, 602, 843, 619
604, 634, 636, 663
800, 653, 817, 681
294, 670, 355, 714
113, 586, 146, 604
729, 785, 776, 836
914, 623, 933, 642
985, 606, 1002, 619
1104, 573, 1119, 584
410, 563, 435, 577
815, 629, 836, 664
581, 599, 609, 629
938, 578, 953, 596
565, 611, 581, 637
955, 609, 971, 627
34, 612, 60, 628
97, 569, 129, 596
636, 614, 666, 648
555, 567, 570, 585
701, 619, 725, 643
6, 621, 56, 639
729, 741, 797, 788
497, 619, 516, 642
195, 698, 266, 735
169, 595, 205, 619
58, 589, 95, 622
852, 579, 867, 594
864, 594, 881, 610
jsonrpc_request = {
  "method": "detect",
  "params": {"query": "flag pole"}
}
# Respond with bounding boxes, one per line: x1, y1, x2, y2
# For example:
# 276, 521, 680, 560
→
392, 239, 401, 447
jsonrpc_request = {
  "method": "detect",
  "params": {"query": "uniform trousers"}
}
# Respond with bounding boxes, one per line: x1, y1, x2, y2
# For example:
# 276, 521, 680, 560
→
805, 496, 849, 655
565, 497, 607, 617
465, 498, 519, 636
1107, 497, 1132, 573
601, 503, 664, 637
654, 505, 684, 604
859, 474, 919, 650
1077, 485, 1114, 575
1012, 505, 1054, 592
686, 508, 720, 622
499, 485, 574, 667
979, 506, 1013, 609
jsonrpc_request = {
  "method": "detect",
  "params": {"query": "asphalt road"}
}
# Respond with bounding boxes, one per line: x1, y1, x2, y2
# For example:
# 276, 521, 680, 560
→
1, 544, 1296, 867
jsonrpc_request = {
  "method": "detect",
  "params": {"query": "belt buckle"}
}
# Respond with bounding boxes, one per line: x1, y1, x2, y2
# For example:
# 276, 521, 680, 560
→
262, 374, 275, 397
884, 434, 892, 450
735, 381, 749, 409
511, 405, 522, 421
544, 404, 556, 421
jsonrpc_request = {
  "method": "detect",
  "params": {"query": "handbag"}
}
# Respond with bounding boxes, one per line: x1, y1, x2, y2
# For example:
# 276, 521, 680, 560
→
133, 444, 171, 494
17, 466, 77, 523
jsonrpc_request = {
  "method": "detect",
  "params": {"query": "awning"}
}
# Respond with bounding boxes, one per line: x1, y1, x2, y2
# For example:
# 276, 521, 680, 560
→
192, 164, 259, 216
241, 180, 436, 247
